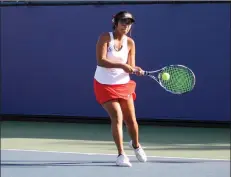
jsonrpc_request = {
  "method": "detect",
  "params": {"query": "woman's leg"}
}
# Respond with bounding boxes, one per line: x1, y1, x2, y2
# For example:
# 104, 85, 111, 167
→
102, 99, 124, 155
119, 96, 147, 162
102, 99, 132, 167
119, 96, 139, 147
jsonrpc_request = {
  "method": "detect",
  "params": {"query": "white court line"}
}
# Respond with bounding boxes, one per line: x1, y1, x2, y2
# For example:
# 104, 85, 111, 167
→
1, 148, 229, 162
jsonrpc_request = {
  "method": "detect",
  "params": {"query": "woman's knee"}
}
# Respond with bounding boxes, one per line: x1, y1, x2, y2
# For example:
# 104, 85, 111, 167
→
110, 110, 123, 125
124, 117, 138, 127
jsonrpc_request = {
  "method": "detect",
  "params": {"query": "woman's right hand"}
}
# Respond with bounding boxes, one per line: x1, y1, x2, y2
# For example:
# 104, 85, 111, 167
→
121, 64, 135, 74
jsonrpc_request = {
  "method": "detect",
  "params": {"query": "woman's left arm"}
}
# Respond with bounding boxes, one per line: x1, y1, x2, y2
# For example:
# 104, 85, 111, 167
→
127, 37, 144, 76
127, 37, 136, 67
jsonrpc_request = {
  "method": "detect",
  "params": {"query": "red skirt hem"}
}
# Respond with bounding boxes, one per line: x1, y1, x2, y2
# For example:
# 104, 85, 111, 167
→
93, 79, 136, 104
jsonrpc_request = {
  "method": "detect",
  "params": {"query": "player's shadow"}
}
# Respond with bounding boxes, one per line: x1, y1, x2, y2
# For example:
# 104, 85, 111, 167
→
1, 159, 207, 168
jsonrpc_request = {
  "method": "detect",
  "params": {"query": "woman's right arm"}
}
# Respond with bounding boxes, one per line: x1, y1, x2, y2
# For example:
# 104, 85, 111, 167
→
96, 33, 125, 68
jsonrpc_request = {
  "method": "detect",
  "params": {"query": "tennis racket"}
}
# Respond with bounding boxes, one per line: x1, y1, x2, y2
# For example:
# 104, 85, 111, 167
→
136, 65, 196, 94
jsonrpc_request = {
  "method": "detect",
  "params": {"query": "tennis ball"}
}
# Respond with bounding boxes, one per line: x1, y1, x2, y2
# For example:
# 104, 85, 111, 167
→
162, 72, 170, 81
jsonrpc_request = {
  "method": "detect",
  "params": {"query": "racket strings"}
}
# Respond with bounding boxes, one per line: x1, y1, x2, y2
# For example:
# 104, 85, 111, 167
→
160, 66, 195, 94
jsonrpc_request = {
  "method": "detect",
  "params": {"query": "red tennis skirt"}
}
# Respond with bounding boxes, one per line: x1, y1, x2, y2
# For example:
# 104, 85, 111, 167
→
93, 79, 136, 104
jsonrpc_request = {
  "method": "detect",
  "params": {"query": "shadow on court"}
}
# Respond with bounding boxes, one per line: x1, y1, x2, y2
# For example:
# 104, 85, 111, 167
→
1, 159, 206, 167
2, 150, 229, 177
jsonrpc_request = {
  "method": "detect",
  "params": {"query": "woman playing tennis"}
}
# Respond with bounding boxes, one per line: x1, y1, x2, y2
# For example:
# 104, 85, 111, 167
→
94, 11, 147, 167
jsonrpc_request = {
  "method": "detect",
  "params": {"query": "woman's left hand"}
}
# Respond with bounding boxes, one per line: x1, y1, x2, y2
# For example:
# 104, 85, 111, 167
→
133, 66, 144, 76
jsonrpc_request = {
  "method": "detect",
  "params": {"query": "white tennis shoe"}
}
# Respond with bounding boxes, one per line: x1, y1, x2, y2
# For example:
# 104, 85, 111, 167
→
116, 154, 132, 167
129, 140, 147, 162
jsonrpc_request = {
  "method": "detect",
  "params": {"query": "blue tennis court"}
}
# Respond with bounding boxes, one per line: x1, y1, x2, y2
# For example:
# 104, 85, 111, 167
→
1, 149, 230, 177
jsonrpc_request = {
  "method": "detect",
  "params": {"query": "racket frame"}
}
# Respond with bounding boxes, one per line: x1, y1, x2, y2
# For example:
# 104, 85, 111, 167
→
142, 64, 196, 94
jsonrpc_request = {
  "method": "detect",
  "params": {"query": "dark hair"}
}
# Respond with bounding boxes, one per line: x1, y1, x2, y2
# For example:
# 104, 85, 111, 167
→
112, 11, 135, 30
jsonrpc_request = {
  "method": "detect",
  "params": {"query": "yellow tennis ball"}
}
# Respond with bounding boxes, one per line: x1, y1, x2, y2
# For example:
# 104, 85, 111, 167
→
162, 72, 170, 81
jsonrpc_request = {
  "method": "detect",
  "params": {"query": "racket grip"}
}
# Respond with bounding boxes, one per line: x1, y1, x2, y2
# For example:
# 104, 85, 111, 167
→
132, 69, 139, 74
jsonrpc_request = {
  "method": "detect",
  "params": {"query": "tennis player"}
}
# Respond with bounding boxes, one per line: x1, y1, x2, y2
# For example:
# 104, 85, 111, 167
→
94, 11, 147, 167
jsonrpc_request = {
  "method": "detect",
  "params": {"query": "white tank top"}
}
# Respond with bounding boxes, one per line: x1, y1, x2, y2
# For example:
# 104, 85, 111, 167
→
94, 32, 130, 85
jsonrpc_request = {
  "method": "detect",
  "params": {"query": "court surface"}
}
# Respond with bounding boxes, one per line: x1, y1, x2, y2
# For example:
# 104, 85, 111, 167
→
1, 121, 230, 177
